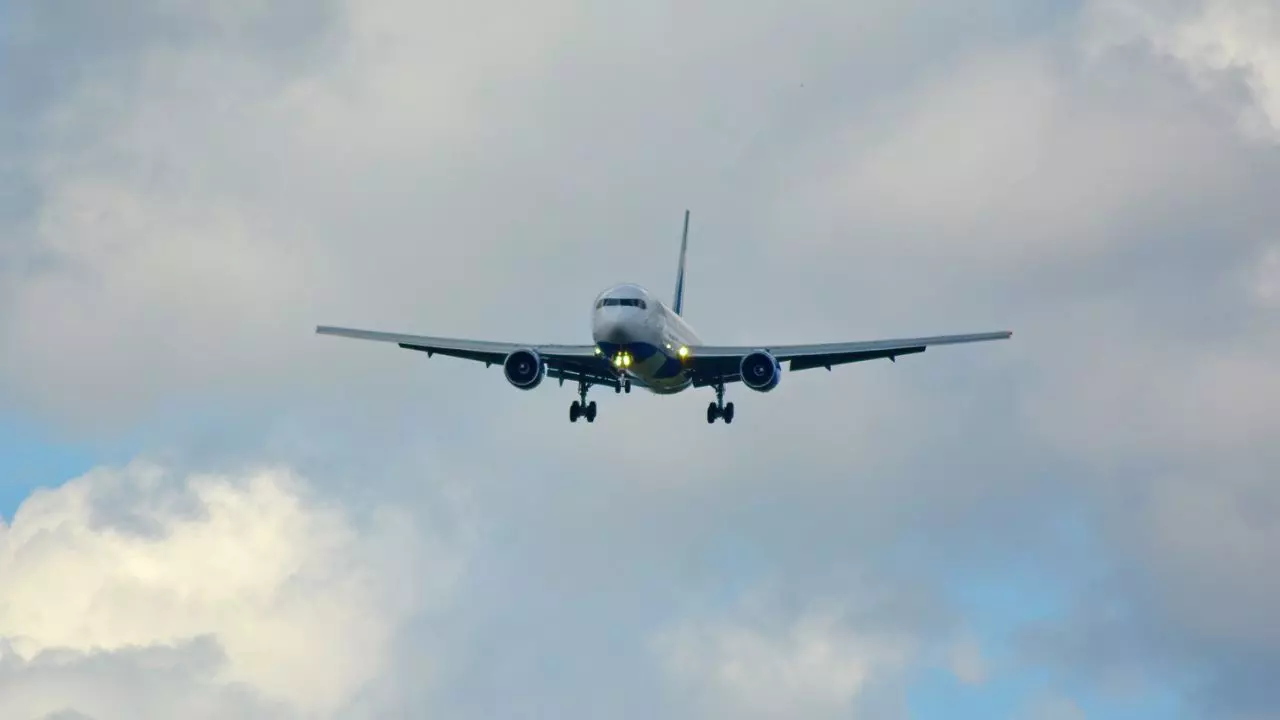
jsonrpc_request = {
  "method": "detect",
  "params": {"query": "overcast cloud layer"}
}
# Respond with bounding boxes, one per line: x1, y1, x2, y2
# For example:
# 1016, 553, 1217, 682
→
2, 0, 1279, 718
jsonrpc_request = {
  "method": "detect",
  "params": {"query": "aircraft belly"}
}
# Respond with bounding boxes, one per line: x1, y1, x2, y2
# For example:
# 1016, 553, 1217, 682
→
629, 347, 691, 394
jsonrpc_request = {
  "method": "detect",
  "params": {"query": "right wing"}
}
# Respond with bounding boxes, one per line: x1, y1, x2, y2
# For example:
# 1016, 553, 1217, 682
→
684, 331, 1012, 387
315, 325, 621, 387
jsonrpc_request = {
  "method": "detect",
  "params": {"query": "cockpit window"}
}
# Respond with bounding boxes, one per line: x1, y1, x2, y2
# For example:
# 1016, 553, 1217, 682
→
595, 298, 647, 309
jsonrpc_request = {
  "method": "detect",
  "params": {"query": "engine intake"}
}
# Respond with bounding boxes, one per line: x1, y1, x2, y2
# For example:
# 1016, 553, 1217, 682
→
503, 348, 545, 390
740, 350, 781, 392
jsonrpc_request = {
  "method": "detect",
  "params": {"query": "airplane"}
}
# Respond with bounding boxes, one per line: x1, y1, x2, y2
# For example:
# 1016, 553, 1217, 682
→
316, 211, 1012, 424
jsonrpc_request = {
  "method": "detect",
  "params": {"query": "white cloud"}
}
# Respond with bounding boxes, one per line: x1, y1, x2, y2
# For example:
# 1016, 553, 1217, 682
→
652, 600, 916, 719
0, 460, 461, 718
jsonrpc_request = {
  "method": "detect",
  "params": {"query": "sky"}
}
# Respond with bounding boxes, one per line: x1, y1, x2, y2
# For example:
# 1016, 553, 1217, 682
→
1, 0, 1278, 718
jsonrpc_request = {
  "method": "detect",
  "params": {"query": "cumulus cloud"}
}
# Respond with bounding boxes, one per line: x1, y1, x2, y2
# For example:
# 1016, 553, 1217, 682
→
0, 461, 460, 718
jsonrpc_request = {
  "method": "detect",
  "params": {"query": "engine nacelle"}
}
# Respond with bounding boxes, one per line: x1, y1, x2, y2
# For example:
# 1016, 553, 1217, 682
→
740, 350, 781, 392
503, 348, 545, 390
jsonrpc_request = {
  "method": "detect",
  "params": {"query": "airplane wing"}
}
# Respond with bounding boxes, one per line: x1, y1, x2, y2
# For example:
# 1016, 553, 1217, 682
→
683, 331, 1012, 388
315, 325, 621, 387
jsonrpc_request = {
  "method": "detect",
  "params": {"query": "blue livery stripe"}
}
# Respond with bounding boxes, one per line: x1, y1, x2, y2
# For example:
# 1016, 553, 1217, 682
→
597, 341, 687, 380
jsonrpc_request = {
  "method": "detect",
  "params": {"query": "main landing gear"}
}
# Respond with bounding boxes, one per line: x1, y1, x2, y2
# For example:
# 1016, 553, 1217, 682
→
569, 380, 597, 423
572, 377, 627, 422
706, 382, 735, 424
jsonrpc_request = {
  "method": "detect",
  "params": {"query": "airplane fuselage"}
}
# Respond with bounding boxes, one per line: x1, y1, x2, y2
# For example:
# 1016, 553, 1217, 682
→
591, 283, 701, 395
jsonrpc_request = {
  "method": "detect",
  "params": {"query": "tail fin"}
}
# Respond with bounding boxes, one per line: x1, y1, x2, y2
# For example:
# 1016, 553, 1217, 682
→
673, 209, 690, 315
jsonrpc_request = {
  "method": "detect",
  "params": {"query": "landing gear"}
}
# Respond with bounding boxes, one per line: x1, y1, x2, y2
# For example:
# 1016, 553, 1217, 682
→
706, 383, 735, 424
570, 380, 598, 423
568, 397, 596, 420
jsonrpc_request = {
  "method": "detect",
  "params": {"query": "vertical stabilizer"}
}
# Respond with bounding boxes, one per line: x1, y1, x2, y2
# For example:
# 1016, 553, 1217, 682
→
673, 209, 690, 315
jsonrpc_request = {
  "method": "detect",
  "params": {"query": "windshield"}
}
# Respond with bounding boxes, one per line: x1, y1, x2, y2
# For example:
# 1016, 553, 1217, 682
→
595, 298, 647, 309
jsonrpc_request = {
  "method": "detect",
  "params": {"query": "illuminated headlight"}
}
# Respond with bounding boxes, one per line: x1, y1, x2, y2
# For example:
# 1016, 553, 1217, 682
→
623, 354, 632, 367
678, 346, 689, 358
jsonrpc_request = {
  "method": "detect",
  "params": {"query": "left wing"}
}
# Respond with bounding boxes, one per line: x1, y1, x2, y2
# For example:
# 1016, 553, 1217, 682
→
315, 325, 621, 387
684, 331, 1012, 387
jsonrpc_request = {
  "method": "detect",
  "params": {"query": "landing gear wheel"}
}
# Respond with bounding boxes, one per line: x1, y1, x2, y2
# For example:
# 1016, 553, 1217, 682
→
706, 382, 733, 424
624, 380, 632, 394
570, 400, 581, 423
585, 401, 597, 423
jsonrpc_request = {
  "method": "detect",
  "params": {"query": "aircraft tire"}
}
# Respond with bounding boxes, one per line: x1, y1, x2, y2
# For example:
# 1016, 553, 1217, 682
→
570, 401, 581, 422
706, 402, 719, 424
724, 402, 735, 424
586, 401, 597, 422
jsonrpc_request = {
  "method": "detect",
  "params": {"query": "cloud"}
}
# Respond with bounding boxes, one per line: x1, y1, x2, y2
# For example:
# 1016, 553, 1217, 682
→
2, 0, 1280, 717
0, 460, 461, 718
1252, 243, 1280, 307
650, 588, 990, 720
652, 600, 916, 719
0, 638, 288, 720
1084, 0, 1280, 140
0, 0, 1041, 432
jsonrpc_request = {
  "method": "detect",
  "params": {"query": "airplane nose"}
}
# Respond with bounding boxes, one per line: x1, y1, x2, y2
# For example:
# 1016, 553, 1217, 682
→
595, 314, 630, 344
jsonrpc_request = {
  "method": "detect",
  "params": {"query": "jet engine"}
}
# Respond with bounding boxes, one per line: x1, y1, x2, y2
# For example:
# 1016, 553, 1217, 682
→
740, 350, 781, 392
503, 348, 545, 390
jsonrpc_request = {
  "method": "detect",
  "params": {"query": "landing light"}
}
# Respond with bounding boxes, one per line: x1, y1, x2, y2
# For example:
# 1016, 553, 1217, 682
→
678, 346, 689, 358
594, 346, 602, 355
623, 354, 632, 367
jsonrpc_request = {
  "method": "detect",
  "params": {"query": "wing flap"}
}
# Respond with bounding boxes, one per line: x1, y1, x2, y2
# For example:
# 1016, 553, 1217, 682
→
396, 343, 504, 364
787, 345, 926, 371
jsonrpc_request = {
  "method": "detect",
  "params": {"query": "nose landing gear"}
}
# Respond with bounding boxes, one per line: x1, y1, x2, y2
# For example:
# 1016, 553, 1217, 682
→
706, 382, 734, 424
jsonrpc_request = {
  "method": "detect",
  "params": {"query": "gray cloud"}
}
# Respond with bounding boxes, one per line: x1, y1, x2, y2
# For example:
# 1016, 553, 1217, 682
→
2, 0, 1279, 717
